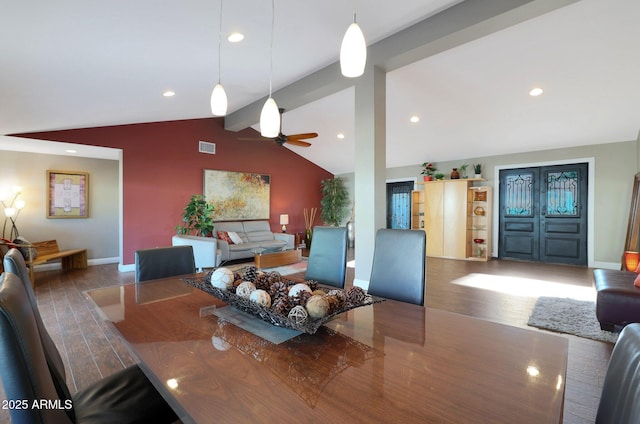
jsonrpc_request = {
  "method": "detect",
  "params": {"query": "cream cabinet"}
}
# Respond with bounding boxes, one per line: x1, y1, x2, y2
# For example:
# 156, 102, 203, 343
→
423, 179, 491, 261
467, 186, 492, 261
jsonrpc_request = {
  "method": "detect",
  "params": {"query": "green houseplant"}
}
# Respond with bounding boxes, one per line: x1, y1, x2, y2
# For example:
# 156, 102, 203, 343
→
175, 194, 215, 237
473, 163, 482, 178
421, 162, 437, 181
434, 173, 445, 181
459, 163, 469, 178
320, 177, 349, 226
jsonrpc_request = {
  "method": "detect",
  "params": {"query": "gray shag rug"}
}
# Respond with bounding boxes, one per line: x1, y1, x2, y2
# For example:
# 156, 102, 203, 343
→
528, 296, 618, 343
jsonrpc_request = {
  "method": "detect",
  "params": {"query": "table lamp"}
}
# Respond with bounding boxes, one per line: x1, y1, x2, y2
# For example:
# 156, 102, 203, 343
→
624, 250, 640, 272
280, 214, 289, 233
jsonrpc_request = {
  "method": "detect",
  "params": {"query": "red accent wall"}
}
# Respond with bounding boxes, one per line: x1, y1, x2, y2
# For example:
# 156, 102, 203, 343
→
17, 118, 332, 264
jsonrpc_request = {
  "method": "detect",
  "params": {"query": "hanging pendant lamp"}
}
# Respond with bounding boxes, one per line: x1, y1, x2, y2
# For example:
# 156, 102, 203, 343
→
260, 0, 280, 137
210, 0, 228, 116
340, 1, 366, 78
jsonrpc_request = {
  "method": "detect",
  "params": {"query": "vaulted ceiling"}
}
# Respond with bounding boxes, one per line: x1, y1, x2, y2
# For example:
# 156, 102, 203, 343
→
1, 0, 638, 174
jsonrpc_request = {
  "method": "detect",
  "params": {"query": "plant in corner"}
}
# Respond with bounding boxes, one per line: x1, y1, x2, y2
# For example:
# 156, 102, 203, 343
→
320, 177, 349, 226
175, 194, 215, 237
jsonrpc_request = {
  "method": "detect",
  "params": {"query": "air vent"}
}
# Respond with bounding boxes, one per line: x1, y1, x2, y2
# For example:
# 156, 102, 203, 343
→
199, 141, 216, 155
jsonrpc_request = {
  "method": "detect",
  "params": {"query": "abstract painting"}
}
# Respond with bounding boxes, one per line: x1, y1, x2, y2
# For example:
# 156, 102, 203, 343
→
203, 170, 270, 220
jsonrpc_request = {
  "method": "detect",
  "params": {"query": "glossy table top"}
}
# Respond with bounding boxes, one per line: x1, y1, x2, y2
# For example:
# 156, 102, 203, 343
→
86, 275, 568, 423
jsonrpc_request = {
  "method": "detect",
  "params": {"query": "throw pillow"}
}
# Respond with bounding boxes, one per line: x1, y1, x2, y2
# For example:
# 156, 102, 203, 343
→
217, 231, 234, 244
228, 231, 243, 245
12, 237, 38, 260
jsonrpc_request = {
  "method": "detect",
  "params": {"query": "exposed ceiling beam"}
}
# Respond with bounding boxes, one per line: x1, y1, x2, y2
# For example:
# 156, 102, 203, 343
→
224, 0, 580, 132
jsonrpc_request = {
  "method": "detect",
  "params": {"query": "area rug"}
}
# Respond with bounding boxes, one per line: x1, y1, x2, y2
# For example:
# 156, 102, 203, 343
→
528, 296, 618, 343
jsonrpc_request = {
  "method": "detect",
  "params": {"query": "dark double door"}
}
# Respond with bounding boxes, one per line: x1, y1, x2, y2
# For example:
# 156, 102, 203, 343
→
498, 163, 588, 265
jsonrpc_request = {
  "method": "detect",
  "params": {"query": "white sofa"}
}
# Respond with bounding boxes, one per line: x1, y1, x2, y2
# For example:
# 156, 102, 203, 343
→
214, 220, 294, 262
171, 235, 219, 271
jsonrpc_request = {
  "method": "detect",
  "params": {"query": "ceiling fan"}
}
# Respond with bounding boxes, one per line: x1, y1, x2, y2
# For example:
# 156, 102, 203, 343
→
238, 108, 318, 147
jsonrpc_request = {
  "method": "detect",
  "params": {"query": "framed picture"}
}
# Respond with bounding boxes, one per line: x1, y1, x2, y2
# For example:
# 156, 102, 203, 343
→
46, 170, 89, 218
203, 169, 270, 220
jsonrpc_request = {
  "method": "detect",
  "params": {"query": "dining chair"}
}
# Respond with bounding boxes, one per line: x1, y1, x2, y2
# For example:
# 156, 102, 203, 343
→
135, 245, 196, 282
367, 228, 426, 306
304, 226, 348, 288
3, 248, 68, 389
0, 271, 179, 424
595, 323, 640, 423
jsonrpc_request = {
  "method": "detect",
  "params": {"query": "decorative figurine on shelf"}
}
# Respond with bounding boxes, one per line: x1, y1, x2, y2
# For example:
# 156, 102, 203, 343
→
450, 168, 460, 179
421, 162, 437, 181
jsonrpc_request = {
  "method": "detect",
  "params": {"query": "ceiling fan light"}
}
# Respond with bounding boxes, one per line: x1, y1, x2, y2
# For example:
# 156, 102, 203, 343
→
210, 83, 228, 116
260, 97, 280, 138
340, 22, 366, 78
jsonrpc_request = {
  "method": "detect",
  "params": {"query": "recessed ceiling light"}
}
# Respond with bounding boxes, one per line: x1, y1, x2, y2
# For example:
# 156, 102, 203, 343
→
163, 90, 175, 97
410, 115, 420, 123
529, 87, 544, 97
228, 32, 244, 43
65, 149, 77, 154
337, 133, 345, 139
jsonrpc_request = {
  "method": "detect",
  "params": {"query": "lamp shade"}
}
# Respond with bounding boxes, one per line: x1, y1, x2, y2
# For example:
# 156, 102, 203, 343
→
260, 97, 280, 138
210, 83, 228, 116
280, 214, 289, 225
340, 22, 367, 78
624, 251, 640, 272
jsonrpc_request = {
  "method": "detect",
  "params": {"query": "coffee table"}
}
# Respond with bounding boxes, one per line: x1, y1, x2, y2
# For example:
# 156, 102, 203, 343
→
253, 248, 302, 269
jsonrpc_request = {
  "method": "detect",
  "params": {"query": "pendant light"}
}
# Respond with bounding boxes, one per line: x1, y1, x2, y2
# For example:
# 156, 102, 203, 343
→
260, 0, 280, 138
210, 0, 228, 116
340, 0, 367, 78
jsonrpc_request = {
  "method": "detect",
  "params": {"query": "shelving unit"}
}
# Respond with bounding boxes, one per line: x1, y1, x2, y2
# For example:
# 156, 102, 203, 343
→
467, 186, 492, 261
411, 189, 425, 230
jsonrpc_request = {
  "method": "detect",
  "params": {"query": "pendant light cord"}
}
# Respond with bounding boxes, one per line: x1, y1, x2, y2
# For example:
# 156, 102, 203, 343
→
269, 0, 275, 97
217, 0, 223, 85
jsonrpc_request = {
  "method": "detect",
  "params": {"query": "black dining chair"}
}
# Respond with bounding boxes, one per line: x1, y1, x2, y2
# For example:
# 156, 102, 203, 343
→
304, 226, 348, 288
135, 245, 196, 282
0, 271, 179, 424
595, 323, 640, 423
367, 228, 426, 306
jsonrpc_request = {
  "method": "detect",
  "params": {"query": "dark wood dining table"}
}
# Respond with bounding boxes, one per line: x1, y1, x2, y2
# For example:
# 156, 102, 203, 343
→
85, 274, 568, 423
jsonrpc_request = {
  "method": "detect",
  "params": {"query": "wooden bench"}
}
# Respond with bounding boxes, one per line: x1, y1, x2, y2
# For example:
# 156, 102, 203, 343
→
25, 240, 88, 283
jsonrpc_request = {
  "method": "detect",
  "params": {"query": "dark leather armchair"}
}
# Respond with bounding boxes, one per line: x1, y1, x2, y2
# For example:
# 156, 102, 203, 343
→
0, 272, 179, 423
596, 323, 640, 423
367, 229, 426, 306
135, 245, 196, 282
304, 226, 348, 288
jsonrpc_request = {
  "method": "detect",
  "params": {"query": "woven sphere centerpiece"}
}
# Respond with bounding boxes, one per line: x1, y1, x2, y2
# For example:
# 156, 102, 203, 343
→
210, 268, 234, 290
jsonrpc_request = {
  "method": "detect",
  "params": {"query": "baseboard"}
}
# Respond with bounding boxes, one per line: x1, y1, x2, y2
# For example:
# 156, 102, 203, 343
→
592, 261, 622, 270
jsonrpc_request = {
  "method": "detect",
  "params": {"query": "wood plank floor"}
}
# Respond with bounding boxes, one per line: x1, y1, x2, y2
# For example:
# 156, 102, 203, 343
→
0, 254, 611, 423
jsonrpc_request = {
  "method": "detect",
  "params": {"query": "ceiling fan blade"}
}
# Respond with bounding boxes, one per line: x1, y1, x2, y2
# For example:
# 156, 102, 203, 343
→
287, 132, 318, 140
286, 139, 312, 147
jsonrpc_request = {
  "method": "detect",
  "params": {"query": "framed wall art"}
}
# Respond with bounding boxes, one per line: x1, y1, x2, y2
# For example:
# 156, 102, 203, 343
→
47, 170, 89, 218
203, 169, 270, 220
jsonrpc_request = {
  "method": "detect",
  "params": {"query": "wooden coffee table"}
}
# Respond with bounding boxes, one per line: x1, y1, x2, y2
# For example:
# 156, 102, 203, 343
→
253, 248, 302, 269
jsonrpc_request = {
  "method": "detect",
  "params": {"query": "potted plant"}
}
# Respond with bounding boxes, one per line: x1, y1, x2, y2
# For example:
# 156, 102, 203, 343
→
175, 194, 215, 237
459, 163, 469, 179
473, 163, 482, 179
434, 173, 445, 181
320, 177, 349, 226
421, 162, 437, 181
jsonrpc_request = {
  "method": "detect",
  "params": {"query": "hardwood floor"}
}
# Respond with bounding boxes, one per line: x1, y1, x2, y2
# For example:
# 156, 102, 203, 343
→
0, 254, 611, 423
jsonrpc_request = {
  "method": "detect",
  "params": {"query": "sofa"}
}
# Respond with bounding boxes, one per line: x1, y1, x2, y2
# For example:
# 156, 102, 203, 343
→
171, 235, 219, 271
593, 269, 640, 331
214, 220, 294, 262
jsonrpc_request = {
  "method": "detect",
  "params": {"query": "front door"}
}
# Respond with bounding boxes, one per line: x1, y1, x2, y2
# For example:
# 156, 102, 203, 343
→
498, 163, 588, 265
386, 181, 413, 229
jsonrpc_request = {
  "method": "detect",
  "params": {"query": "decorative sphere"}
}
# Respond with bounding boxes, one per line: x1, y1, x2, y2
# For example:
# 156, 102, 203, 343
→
236, 281, 256, 298
288, 305, 308, 324
306, 295, 330, 319
311, 289, 326, 296
288, 283, 312, 297
210, 268, 234, 290
249, 289, 272, 307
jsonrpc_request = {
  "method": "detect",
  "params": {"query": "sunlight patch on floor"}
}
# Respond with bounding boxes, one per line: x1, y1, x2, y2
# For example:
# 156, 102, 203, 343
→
452, 273, 596, 301
347, 260, 355, 268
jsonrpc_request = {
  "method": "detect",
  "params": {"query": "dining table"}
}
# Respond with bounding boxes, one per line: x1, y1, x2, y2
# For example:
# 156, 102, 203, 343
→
85, 273, 568, 423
